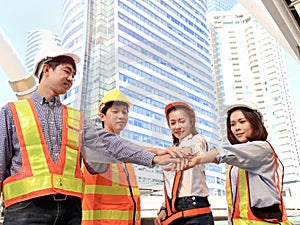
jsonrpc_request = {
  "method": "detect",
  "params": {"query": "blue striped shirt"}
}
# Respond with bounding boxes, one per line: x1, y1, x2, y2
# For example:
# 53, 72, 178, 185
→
0, 92, 155, 190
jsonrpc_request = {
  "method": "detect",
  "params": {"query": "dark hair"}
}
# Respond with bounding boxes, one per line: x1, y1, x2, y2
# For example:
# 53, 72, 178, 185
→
166, 105, 198, 145
100, 101, 129, 128
226, 107, 268, 144
39, 56, 76, 83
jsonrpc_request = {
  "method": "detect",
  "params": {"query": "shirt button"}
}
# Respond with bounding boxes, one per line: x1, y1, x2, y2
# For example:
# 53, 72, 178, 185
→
192, 196, 196, 200
52, 136, 55, 140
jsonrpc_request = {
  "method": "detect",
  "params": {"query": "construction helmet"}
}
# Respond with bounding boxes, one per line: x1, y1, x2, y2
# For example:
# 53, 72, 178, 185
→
98, 89, 131, 113
165, 101, 196, 120
226, 99, 262, 118
32, 45, 80, 78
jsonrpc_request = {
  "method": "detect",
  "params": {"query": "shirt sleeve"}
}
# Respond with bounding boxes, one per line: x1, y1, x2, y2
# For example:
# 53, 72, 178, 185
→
218, 141, 275, 173
83, 118, 156, 169
193, 134, 208, 155
0, 104, 14, 191
193, 135, 207, 171
180, 134, 207, 171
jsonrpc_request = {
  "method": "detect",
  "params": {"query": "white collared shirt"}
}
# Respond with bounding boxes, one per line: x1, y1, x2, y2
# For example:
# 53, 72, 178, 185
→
163, 133, 209, 198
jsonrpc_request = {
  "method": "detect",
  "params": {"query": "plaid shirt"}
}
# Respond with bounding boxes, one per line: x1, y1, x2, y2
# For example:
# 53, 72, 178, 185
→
0, 92, 155, 189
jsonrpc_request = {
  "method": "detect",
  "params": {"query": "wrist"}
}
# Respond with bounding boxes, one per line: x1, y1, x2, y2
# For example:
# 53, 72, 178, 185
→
152, 155, 158, 165
157, 206, 167, 215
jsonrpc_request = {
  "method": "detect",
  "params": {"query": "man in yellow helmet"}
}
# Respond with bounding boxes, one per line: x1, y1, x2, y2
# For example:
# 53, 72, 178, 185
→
82, 89, 141, 225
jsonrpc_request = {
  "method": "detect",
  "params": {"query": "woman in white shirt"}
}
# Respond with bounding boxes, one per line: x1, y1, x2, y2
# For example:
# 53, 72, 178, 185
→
155, 101, 214, 225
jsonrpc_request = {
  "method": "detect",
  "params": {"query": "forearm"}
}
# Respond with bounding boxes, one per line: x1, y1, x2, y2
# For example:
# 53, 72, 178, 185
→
141, 146, 172, 155
195, 147, 218, 164
84, 118, 155, 167
140, 146, 160, 154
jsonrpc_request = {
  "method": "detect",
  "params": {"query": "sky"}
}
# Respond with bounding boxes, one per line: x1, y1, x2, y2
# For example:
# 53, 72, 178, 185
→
0, 0, 300, 128
0, 0, 63, 107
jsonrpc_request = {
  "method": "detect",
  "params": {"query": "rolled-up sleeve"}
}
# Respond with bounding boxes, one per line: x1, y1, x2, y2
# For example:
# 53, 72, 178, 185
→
83, 119, 156, 169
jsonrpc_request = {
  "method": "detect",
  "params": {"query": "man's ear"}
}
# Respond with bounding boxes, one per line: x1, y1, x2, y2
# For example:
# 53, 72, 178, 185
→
42, 64, 51, 77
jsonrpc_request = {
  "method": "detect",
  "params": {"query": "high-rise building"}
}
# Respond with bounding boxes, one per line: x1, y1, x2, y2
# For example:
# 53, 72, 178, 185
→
209, 4, 300, 198
24, 30, 61, 73
207, 0, 237, 12
239, 0, 300, 64
61, 0, 226, 196
59, 0, 88, 110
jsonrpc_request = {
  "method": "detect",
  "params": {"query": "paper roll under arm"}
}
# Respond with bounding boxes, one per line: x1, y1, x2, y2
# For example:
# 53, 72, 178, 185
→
0, 28, 37, 99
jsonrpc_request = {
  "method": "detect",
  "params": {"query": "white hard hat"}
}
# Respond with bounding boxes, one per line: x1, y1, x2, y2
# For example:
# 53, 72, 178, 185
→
33, 45, 80, 78
226, 99, 262, 118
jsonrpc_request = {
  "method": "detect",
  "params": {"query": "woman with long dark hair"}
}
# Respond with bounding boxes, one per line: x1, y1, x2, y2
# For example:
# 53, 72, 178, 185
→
185, 99, 291, 225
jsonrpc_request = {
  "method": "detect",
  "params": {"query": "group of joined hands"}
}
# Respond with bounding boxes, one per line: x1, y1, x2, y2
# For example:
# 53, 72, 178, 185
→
154, 146, 204, 171
153, 146, 219, 171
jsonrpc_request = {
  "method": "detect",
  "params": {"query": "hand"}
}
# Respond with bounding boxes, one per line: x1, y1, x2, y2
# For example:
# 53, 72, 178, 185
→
167, 146, 194, 159
152, 146, 193, 165
173, 147, 219, 170
163, 156, 200, 171
184, 156, 201, 169
152, 154, 180, 166
162, 146, 193, 170
152, 146, 175, 156
154, 210, 166, 225
149, 146, 194, 158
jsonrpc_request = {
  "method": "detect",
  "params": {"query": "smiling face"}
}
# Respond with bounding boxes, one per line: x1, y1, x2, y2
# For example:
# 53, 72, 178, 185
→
37, 60, 76, 100
229, 109, 254, 143
168, 108, 192, 142
48, 63, 76, 94
100, 103, 129, 134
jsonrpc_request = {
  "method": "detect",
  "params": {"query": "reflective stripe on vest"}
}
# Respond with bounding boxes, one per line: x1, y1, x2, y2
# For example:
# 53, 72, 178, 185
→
82, 163, 141, 224
226, 146, 290, 225
3, 100, 84, 207
162, 170, 211, 224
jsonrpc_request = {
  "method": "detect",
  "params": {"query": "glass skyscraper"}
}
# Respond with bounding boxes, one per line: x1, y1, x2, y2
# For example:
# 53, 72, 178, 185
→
207, 0, 238, 12
61, 0, 225, 196
25, 30, 61, 73
209, 4, 300, 198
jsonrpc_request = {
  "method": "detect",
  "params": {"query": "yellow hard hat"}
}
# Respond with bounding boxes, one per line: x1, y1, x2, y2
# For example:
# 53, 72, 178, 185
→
98, 89, 131, 113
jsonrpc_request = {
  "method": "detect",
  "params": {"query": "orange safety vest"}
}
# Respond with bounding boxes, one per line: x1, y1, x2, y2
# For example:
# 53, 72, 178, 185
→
161, 170, 211, 225
3, 100, 84, 207
82, 163, 141, 225
226, 143, 291, 225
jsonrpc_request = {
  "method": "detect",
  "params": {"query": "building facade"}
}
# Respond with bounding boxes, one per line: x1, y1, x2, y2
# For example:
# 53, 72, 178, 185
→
207, 0, 237, 12
25, 30, 61, 73
61, 0, 226, 196
209, 4, 300, 198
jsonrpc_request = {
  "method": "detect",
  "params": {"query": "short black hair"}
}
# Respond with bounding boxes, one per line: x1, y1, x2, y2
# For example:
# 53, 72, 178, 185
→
39, 55, 76, 83
100, 101, 129, 128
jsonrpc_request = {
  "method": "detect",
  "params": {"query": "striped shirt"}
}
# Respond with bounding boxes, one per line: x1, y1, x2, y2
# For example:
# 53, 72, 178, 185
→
0, 92, 155, 190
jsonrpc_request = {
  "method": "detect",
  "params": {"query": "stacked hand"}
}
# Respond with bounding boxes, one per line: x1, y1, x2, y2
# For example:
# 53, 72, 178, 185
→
153, 146, 194, 169
153, 146, 218, 170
